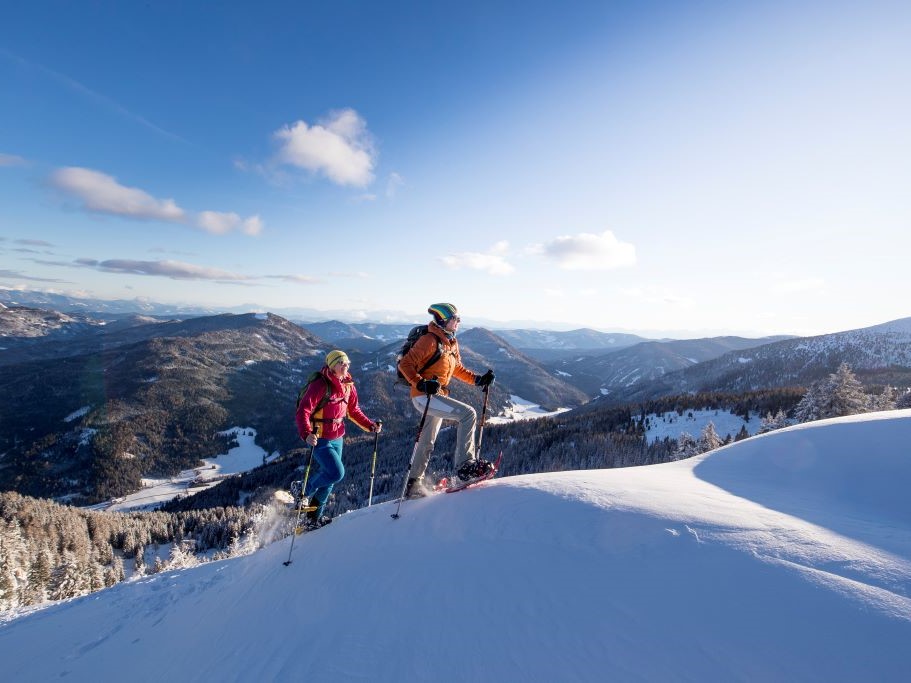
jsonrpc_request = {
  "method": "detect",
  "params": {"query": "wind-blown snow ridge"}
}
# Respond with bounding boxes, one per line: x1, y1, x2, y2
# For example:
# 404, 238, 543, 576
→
2, 412, 911, 681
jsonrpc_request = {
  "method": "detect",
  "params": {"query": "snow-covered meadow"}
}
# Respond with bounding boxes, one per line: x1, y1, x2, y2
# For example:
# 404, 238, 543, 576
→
90, 427, 276, 513
639, 407, 760, 442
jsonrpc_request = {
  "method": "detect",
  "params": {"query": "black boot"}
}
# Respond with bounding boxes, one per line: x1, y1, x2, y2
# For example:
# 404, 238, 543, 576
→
405, 477, 429, 499
304, 509, 331, 530
457, 458, 494, 482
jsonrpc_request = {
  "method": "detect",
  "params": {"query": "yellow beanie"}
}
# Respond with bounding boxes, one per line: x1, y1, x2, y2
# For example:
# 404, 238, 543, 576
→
325, 350, 350, 368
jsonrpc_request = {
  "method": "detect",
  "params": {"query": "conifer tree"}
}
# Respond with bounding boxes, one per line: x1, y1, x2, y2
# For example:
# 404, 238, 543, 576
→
828, 363, 869, 416
759, 409, 789, 433
675, 432, 698, 459
869, 386, 896, 412
794, 363, 869, 423
698, 422, 723, 453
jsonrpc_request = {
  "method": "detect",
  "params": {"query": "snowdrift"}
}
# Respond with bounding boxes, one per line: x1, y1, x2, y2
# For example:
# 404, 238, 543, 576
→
2, 411, 911, 682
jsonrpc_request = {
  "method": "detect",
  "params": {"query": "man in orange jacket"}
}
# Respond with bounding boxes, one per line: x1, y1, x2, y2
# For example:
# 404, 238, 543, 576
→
397, 303, 495, 498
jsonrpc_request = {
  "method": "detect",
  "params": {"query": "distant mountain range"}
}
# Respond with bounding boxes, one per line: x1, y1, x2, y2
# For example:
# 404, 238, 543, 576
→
2, 298, 910, 503
604, 318, 911, 404
544, 335, 794, 397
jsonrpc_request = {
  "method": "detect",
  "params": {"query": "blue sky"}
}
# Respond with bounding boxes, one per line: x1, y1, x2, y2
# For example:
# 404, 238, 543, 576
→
1, 1, 909, 337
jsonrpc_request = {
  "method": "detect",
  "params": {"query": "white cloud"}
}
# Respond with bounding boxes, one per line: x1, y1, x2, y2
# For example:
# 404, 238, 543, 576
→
529, 230, 636, 270
0, 153, 26, 166
197, 211, 241, 235
440, 241, 515, 276
76, 258, 251, 282
273, 109, 376, 187
196, 212, 264, 236
242, 216, 264, 236
51, 167, 185, 221
49, 166, 262, 236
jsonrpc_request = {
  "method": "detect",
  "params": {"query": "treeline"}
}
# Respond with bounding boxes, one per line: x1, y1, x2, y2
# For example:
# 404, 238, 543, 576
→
0, 491, 274, 613
631, 388, 807, 421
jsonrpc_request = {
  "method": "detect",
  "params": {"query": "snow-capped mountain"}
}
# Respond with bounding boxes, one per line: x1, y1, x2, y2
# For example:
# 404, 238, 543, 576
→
0, 305, 107, 344
547, 335, 793, 397
494, 327, 649, 357
456, 327, 590, 410
607, 317, 911, 404
2, 411, 910, 681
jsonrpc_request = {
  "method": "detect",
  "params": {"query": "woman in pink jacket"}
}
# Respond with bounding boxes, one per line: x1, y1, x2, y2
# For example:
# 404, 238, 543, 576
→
295, 350, 381, 528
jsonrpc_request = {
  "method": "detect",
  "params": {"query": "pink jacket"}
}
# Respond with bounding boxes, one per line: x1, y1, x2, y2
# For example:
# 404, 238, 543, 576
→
295, 367, 375, 441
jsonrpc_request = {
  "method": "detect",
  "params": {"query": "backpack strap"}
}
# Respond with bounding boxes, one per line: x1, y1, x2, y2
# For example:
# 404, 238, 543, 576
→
416, 338, 444, 377
296, 372, 334, 432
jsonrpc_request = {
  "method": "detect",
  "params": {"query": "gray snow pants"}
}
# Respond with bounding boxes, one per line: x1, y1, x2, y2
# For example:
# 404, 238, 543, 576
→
408, 393, 477, 481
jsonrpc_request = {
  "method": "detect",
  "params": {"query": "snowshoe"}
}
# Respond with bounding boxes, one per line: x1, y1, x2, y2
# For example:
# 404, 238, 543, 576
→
441, 453, 503, 493
303, 514, 332, 531
457, 458, 495, 482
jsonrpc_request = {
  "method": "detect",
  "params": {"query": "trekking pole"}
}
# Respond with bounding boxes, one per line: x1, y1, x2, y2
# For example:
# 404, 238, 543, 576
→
367, 420, 382, 506
283, 445, 314, 567
476, 380, 491, 460
391, 384, 435, 519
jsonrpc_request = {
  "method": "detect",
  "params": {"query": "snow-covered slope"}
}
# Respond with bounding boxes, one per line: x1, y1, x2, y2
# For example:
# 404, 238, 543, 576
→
2, 412, 911, 682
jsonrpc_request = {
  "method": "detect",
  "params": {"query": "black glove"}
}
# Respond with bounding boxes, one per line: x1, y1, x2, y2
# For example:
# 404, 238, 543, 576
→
417, 378, 440, 395
475, 369, 495, 387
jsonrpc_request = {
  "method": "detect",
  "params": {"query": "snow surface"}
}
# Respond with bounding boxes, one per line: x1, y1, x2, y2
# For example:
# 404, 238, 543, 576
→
96, 427, 276, 512
640, 408, 759, 442
62, 405, 91, 423
487, 394, 570, 424
4, 412, 911, 681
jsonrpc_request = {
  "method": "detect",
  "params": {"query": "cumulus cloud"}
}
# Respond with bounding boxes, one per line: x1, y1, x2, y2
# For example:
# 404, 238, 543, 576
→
196, 211, 264, 236
0, 153, 26, 166
440, 241, 515, 276
75, 258, 252, 282
197, 211, 239, 235
529, 230, 636, 270
50, 167, 186, 221
272, 109, 376, 187
241, 215, 264, 236
49, 166, 263, 235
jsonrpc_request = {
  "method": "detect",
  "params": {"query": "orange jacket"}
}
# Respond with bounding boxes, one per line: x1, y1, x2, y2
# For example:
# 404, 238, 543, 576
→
398, 322, 477, 398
